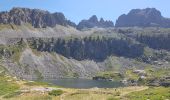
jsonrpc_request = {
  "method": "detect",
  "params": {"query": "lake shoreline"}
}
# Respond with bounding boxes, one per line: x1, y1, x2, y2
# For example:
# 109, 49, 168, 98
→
42, 78, 125, 89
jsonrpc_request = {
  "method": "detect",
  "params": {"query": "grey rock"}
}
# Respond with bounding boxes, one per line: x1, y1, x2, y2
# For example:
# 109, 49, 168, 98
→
77, 15, 114, 30
0, 7, 76, 28
115, 8, 170, 28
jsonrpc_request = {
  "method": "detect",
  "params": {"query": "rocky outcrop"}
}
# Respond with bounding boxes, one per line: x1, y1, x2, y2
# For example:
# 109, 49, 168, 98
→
2, 48, 102, 80
0, 7, 76, 28
77, 15, 114, 30
29, 37, 144, 62
115, 8, 170, 27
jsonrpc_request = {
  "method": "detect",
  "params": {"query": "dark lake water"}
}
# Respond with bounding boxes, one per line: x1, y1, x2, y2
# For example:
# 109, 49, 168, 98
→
44, 78, 124, 88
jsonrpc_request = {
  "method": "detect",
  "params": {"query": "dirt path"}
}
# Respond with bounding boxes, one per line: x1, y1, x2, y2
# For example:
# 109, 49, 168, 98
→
115, 86, 149, 98
59, 86, 149, 100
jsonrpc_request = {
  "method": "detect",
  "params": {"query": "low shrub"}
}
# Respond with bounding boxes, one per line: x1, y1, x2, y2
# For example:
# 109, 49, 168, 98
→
48, 90, 63, 96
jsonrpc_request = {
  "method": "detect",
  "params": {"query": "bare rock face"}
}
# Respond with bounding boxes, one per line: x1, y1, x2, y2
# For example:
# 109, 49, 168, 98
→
115, 8, 170, 27
0, 7, 76, 28
77, 15, 114, 30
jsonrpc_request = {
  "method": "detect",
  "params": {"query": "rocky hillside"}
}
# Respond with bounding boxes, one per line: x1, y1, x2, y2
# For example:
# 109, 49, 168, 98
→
115, 8, 170, 27
0, 27, 170, 81
77, 15, 114, 30
0, 37, 143, 80
0, 7, 76, 28
29, 36, 144, 62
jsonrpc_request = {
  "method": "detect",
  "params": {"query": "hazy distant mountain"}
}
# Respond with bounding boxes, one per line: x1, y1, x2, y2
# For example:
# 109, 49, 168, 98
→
115, 8, 170, 27
0, 7, 76, 28
77, 15, 114, 30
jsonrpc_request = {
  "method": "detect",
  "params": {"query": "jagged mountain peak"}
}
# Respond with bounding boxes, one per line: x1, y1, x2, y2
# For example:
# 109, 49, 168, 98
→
89, 15, 98, 23
0, 7, 76, 28
77, 15, 114, 30
115, 8, 170, 27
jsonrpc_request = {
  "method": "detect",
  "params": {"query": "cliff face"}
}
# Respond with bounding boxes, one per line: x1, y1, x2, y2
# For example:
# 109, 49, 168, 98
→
115, 8, 170, 27
29, 37, 144, 62
77, 15, 114, 30
0, 7, 76, 28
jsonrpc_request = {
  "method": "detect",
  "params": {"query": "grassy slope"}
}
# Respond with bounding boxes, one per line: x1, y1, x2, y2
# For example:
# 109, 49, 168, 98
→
124, 87, 170, 100
0, 75, 19, 96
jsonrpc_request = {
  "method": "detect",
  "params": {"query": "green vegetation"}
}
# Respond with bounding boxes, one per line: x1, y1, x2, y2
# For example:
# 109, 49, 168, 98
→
125, 87, 170, 100
0, 65, 7, 75
73, 72, 79, 78
0, 23, 36, 31
124, 67, 170, 86
3, 91, 22, 99
96, 71, 124, 80
125, 69, 139, 80
48, 90, 63, 96
115, 91, 121, 96
0, 24, 18, 30
65, 92, 114, 100
0, 39, 26, 63
34, 69, 44, 80
24, 81, 50, 86
107, 97, 119, 100
0, 75, 19, 96
149, 68, 170, 78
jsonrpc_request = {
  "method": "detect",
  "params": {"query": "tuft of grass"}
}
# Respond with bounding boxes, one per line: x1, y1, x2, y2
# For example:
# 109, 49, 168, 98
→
48, 90, 63, 96
0, 75, 20, 96
115, 91, 121, 96
3, 91, 22, 98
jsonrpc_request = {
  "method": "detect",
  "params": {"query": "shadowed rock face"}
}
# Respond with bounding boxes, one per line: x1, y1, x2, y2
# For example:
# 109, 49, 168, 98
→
0, 7, 76, 28
77, 15, 114, 30
115, 8, 170, 28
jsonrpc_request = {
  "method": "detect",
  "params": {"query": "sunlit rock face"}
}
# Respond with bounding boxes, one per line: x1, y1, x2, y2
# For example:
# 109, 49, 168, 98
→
0, 7, 76, 28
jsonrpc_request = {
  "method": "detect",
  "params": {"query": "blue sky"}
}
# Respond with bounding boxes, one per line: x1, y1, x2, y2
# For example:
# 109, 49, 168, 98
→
0, 0, 169, 24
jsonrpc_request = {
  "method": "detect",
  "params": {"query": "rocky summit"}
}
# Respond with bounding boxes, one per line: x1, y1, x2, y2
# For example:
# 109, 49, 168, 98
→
0, 7, 76, 28
77, 15, 114, 30
115, 8, 170, 27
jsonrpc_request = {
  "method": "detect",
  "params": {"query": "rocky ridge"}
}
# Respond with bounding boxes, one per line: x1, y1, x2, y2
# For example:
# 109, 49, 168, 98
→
115, 8, 170, 27
77, 15, 114, 30
0, 7, 76, 28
